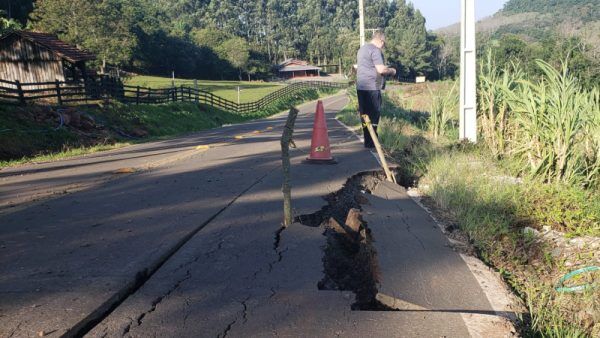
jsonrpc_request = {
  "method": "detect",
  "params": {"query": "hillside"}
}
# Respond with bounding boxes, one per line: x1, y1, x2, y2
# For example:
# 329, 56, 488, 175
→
435, 0, 600, 57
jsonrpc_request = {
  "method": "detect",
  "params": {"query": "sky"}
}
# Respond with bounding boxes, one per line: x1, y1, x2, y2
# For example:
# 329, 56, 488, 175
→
409, 0, 510, 30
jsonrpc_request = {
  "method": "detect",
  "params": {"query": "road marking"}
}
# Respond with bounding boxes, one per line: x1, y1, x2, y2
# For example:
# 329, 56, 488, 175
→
113, 167, 137, 174
195, 145, 210, 151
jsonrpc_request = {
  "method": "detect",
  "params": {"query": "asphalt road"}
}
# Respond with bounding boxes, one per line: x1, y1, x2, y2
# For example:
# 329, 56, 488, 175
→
0, 93, 517, 337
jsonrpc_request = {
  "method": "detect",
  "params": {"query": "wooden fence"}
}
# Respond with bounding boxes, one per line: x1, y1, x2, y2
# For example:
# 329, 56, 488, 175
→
0, 77, 349, 114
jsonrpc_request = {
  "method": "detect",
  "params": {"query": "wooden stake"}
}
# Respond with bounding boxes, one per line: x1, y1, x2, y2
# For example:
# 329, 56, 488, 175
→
362, 114, 396, 183
281, 107, 300, 226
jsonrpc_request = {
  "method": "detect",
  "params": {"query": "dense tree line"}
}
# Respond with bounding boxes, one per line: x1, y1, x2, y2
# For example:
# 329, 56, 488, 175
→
482, 33, 599, 87
503, 0, 599, 19
1, 0, 453, 81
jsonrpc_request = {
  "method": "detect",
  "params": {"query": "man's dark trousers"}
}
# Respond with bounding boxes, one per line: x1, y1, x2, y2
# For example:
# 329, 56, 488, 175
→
357, 89, 382, 148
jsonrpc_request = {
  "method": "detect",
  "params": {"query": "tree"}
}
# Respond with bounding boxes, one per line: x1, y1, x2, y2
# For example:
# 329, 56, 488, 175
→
0, 10, 21, 34
30, 0, 137, 67
21, 0, 443, 82
218, 37, 250, 80
191, 27, 232, 47
385, 2, 432, 78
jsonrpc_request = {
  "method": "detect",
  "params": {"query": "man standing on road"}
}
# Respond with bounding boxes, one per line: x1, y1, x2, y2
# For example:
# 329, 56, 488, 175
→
356, 31, 396, 148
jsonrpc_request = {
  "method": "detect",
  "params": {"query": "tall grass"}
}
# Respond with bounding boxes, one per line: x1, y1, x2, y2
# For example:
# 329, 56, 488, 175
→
581, 87, 600, 188
478, 51, 522, 159
477, 52, 600, 189
503, 60, 600, 187
427, 81, 458, 140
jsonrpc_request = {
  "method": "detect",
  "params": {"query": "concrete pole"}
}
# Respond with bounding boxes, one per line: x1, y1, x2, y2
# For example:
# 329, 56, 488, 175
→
460, 0, 477, 143
359, 0, 365, 46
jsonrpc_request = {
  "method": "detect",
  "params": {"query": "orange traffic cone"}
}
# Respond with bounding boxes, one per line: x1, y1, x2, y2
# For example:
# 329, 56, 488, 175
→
305, 100, 336, 164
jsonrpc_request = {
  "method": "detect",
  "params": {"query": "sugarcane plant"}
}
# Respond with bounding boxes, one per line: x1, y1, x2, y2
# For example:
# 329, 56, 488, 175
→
503, 59, 600, 187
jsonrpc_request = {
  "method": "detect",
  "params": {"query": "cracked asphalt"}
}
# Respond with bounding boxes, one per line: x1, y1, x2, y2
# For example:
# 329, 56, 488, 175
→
0, 93, 517, 337
0, 94, 381, 337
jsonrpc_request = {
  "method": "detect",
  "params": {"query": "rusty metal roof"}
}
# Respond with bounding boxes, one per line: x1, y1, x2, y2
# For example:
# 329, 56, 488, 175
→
279, 65, 321, 72
1, 31, 96, 63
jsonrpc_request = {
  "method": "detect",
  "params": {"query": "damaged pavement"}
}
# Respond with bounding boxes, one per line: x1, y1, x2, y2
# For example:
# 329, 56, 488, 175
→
0, 94, 519, 337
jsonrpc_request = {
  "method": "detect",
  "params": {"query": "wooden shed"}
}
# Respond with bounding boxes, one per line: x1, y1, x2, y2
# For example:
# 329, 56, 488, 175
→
278, 59, 321, 79
0, 31, 96, 87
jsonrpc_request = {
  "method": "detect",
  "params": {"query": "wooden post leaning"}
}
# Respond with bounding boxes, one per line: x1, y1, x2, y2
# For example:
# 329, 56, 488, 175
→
281, 107, 300, 226
361, 114, 397, 183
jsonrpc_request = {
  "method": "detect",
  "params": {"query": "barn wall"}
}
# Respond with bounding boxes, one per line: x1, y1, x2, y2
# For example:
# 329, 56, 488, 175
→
0, 35, 65, 89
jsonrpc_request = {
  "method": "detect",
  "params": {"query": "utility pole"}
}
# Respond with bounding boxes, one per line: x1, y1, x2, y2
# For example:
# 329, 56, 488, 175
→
359, 0, 365, 46
460, 0, 477, 143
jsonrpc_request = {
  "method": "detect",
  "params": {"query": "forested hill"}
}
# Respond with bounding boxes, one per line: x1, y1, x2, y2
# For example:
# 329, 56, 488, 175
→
503, 0, 599, 19
0, 0, 452, 81
436, 0, 599, 57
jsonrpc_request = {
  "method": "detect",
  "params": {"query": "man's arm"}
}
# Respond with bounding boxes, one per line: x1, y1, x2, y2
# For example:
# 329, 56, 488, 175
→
375, 64, 396, 76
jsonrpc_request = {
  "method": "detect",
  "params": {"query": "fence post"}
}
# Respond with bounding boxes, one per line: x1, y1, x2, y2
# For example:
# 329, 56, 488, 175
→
136, 86, 140, 105
172, 87, 176, 102
55, 80, 63, 105
194, 79, 199, 102
15, 80, 25, 105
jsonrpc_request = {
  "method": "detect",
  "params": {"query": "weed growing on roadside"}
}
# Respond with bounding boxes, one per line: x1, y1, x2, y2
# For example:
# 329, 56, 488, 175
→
427, 81, 458, 140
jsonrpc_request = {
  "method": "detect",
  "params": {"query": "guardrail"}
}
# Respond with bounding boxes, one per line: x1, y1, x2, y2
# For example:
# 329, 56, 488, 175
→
0, 77, 349, 114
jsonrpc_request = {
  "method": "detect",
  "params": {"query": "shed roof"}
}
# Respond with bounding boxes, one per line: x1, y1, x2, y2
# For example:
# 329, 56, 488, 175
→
279, 58, 309, 67
279, 65, 321, 72
1, 31, 96, 63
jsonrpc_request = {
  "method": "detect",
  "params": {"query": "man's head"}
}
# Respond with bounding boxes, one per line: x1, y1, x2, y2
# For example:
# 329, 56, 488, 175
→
371, 31, 385, 49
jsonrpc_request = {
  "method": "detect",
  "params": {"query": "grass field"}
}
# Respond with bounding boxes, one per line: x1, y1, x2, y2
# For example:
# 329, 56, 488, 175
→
124, 76, 284, 103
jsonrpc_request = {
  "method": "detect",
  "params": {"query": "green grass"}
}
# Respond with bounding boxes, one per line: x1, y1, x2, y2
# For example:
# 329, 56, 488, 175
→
335, 90, 362, 129
124, 76, 284, 103
421, 149, 598, 337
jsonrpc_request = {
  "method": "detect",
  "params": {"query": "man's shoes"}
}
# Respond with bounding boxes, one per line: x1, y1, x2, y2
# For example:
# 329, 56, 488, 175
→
364, 144, 375, 149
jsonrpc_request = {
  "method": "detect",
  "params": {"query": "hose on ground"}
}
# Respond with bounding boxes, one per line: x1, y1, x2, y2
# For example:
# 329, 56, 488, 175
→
555, 266, 599, 293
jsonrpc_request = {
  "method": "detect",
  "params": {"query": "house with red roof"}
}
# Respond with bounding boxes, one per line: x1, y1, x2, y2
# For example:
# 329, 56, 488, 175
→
277, 59, 321, 79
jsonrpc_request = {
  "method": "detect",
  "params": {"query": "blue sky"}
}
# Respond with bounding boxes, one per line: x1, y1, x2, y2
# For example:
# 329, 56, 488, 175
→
408, 0, 509, 30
